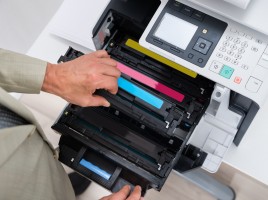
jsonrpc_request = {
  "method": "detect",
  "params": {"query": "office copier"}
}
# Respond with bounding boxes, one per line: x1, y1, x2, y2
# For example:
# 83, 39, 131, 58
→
52, 0, 268, 196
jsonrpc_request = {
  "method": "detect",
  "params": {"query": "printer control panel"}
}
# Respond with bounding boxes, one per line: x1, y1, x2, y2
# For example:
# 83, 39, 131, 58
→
140, 0, 268, 105
145, 0, 227, 68
209, 25, 268, 93
209, 27, 268, 87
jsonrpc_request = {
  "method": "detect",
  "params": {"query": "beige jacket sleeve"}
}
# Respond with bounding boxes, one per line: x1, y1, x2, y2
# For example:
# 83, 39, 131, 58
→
0, 48, 47, 93
0, 49, 76, 199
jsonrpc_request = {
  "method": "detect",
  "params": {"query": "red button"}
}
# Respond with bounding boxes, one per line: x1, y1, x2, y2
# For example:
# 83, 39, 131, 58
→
234, 76, 242, 84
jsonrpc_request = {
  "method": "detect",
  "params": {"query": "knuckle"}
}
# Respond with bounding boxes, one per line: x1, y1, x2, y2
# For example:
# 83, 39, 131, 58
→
88, 73, 100, 82
116, 70, 121, 77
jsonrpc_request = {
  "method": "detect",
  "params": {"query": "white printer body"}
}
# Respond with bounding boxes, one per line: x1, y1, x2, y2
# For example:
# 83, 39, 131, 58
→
139, 0, 268, 172
141, 0, 268, 107
53, 0, 268, 194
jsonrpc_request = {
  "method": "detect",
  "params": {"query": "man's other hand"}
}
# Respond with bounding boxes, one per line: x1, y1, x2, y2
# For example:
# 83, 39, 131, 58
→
100, 185, 144, 200
42, 50, 120, 107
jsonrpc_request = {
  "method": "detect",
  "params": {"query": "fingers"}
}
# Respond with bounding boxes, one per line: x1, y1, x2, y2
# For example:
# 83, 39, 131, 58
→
92, 50, 110, 58
99, 185, 142, 200
116, 185, 132, 199
98, 57, 117, 68
99, 64, 121, 78
88, 95, 110, 107
100, 185, 130, 200
79, 75, 118, 107
80, 76, 118, 106
127, 186, 142, 200
100, 76, 119, 94
87, 74, 118, 94
85, 51, 120, 77
53, 50, 122, 107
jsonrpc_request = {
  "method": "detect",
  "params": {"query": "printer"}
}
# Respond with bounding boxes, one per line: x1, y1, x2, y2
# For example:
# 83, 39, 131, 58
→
52, 0, 268, 195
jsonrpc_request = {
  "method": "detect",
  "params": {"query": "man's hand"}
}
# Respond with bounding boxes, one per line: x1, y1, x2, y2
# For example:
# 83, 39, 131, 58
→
100, 185, 144, 200
42, 50, 120, 107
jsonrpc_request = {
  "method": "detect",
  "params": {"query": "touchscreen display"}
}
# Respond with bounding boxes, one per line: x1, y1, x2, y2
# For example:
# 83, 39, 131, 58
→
154, 13, 198, 50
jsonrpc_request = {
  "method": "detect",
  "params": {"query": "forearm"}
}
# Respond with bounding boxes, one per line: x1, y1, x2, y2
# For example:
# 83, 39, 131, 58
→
0, 48, 47, 93
0, 48, 120, 107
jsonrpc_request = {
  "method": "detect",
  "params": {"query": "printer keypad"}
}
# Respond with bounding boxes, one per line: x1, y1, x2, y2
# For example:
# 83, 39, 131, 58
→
216, 29, 260, 70
212, 26, 268, 92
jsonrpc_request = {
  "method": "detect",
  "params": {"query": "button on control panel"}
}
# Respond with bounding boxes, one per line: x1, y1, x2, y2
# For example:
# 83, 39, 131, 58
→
210, 61, 223, 74
193, 37, 213, 55
246, 77, 262, 92
258, 49, 268, 69
234, 76, 242, 84
210, 61, 234, 79
220, 65, 234, 79
210, 25, 268, 95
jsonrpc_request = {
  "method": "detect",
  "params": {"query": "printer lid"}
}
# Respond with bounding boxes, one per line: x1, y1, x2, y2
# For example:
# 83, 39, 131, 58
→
183, 0, 268, 36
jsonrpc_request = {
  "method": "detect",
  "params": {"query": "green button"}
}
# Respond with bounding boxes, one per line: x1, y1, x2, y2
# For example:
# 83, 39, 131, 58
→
220, 65, 234, 79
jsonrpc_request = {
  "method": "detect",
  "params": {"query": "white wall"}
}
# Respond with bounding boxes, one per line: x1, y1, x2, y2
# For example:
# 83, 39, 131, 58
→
0, 0, 63, 53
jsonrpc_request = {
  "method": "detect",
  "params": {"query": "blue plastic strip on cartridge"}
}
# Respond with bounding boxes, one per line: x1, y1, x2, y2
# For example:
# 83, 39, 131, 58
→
118, 77, 164, 109
80, 159, 111, 180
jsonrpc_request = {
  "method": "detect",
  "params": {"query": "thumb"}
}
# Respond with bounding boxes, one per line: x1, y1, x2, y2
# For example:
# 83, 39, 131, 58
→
114, 185, 131, 200
89, 95, 111, 107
